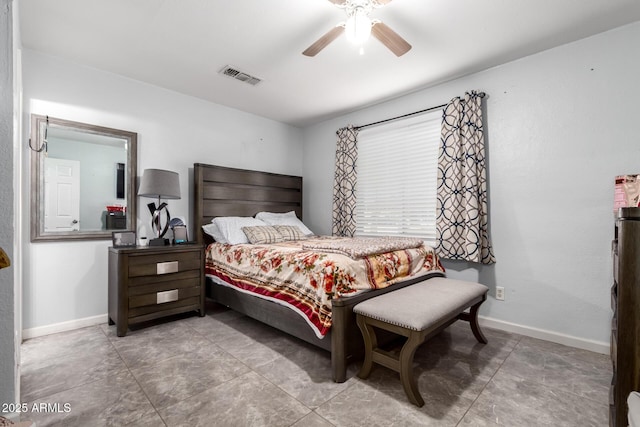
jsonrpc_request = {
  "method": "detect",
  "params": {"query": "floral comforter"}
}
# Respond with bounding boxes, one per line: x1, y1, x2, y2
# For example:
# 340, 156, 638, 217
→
205, 236, 445, 338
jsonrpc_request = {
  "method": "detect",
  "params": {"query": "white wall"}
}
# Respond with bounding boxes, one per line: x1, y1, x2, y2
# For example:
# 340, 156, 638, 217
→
0, 0, 16, 413
302, 22, 640, 350
21, 50, 303, 331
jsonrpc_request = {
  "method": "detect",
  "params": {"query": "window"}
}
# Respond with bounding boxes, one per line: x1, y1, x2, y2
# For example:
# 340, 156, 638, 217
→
355, 109, 441, 246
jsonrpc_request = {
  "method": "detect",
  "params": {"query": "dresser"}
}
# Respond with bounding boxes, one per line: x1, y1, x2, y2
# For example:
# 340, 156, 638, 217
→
108, 244, 205, 337
610, 207, 640, 426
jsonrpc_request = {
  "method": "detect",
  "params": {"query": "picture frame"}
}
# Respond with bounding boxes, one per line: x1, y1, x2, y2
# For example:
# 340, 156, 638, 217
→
112, 231, 136, 248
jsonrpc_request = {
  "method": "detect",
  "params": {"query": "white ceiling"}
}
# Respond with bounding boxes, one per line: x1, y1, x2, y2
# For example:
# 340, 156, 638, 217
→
18, 0, 640, 127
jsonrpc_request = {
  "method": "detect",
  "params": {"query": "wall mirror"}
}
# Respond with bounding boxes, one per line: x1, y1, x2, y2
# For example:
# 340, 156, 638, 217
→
30, 115, 137, 242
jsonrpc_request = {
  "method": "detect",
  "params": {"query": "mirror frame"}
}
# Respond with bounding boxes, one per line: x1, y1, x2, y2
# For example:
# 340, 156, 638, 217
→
30, 115, 138, 242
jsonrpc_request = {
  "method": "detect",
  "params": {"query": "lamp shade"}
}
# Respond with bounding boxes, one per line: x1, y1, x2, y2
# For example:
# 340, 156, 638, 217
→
138, 169, 181, 199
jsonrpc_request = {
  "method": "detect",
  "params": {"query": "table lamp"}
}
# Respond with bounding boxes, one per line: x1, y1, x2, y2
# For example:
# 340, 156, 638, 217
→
138, 169, 181, 246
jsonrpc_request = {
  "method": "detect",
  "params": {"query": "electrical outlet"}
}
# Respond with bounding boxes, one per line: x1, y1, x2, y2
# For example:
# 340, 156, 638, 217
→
496, 286, 505, 301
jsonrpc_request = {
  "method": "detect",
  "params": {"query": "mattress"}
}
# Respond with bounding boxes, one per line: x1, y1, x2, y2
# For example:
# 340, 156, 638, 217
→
205, 236, 445, 338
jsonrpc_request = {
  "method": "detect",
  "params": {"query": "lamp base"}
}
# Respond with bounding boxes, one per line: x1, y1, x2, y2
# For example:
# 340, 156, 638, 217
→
149, 238, 169, 247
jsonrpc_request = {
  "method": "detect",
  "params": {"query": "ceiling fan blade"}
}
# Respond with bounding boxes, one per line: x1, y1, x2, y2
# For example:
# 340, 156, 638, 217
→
327, 0, 346, 4
302, 26, 345, 57
371, 21, 411, 56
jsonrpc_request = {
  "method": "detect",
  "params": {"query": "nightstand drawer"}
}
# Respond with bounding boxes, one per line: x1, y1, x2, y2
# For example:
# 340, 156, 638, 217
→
128, 251, 201, 277
129, 286, 202, 309
129, 269, 201, 288
128, 296, 201, 320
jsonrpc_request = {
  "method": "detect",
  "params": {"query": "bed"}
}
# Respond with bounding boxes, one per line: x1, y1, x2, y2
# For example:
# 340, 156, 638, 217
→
193, 163, 445, 382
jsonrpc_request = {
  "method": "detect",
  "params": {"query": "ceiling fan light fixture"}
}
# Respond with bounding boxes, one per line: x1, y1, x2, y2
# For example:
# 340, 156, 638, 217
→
345, 11, 371, 45
303, 0, 410, 57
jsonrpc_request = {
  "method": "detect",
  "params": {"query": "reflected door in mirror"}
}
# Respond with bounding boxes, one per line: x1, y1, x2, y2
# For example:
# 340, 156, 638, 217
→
44, 157, 80, 231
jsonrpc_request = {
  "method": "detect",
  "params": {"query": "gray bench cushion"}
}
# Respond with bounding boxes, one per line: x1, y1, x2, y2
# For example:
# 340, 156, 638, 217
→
353, 278, 488, 331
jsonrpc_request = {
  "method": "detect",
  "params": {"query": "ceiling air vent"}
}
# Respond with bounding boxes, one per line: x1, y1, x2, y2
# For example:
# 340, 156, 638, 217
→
219, 65, 262, 86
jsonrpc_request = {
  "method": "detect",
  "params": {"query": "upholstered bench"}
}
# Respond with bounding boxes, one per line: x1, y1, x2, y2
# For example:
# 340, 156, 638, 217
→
353, 277, 489, 407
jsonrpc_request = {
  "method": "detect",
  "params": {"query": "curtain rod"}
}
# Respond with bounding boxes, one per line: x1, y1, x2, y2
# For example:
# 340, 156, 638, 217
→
353, 92, 485, 131
355, 103, 446, 131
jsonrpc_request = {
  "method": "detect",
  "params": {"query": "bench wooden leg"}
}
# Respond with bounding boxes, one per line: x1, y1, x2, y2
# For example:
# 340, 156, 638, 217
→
356, 314, 377, 379
400, 331, 425, 407
458, 296, 488, 344
469, 300, 487, 344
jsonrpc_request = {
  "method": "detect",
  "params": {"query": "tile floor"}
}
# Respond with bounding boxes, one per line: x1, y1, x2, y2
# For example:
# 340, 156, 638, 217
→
18, 302, 612, 426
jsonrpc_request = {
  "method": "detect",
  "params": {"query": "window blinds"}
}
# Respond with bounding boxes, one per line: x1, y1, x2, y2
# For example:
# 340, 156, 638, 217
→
355, 109, 441, 246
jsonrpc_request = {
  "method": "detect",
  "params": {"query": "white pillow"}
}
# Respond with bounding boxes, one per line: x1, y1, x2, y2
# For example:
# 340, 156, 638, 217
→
202, 222, 228, 244
212, 216, 268, 245
255, 211, 314, 236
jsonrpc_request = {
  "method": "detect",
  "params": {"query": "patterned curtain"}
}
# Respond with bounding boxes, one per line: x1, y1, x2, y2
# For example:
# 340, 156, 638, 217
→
436, 91, 495, 264
332, 126, 358, 237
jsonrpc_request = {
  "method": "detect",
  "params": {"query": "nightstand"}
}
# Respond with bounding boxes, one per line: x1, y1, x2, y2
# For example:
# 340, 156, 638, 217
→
108, 244, 205, 337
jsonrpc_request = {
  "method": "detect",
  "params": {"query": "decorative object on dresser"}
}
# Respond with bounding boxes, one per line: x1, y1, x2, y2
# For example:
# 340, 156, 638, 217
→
108, 244, 205, 337
610, 207, 640, 426
137, 168, 181, 246
614, 174, 640, 211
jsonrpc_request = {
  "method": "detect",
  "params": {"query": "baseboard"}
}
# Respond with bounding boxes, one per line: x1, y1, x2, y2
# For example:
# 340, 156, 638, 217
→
22, 314, 108, 340
20, 313, 609, 355
479, 315, 609, 355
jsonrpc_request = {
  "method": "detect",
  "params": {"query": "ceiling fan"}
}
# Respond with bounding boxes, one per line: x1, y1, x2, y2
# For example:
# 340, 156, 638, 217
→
302, 0, 412, 57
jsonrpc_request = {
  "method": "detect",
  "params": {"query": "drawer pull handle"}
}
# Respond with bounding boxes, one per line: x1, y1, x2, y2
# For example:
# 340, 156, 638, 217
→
157, 261, 178, 275
157, 289, 179, 304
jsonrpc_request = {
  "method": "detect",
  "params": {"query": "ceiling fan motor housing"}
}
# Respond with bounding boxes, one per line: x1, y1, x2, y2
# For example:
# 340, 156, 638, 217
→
344, 0, 375, 17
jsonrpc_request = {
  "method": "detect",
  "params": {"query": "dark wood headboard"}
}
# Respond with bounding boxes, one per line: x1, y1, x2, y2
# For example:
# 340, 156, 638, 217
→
193, 163, 303, 245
